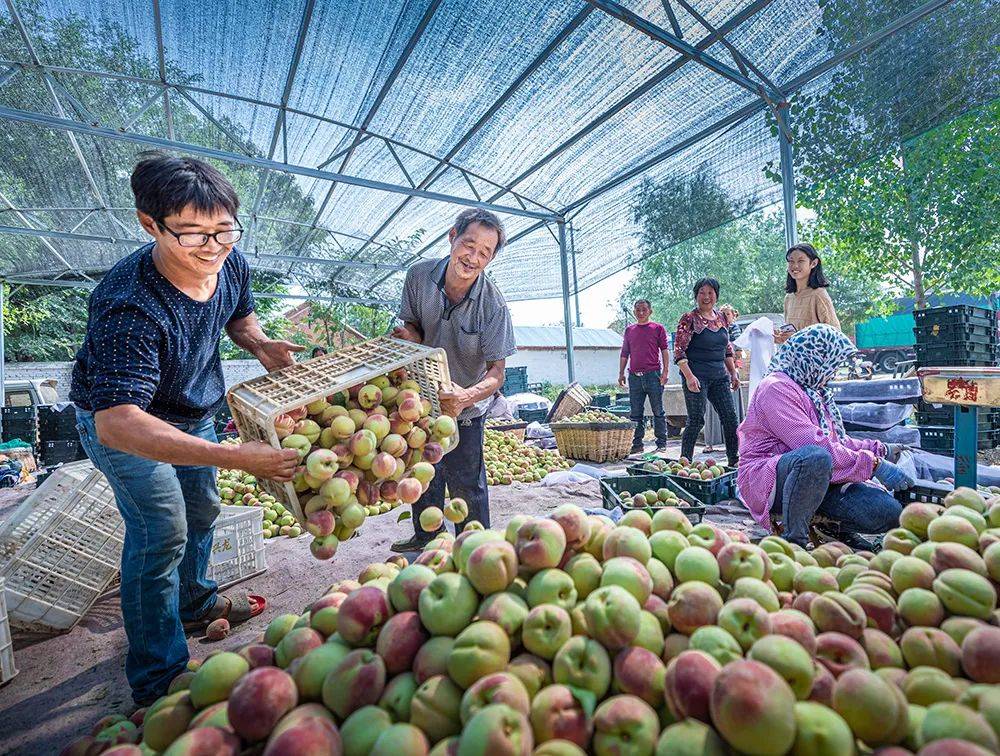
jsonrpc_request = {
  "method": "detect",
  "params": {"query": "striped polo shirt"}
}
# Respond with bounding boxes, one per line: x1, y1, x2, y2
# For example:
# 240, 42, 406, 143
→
398, 257, 516, 419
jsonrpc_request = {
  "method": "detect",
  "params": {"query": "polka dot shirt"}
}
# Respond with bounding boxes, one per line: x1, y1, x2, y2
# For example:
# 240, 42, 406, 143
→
70, 243, 255, 423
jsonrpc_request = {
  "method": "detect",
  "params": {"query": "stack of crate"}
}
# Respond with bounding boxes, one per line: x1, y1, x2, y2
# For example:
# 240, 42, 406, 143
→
1, 406, 38, 446
913, 304, 999, 454
37, 404, 87, 467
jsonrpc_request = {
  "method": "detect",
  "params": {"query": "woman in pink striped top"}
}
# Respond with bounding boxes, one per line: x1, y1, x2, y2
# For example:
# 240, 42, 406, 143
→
737, 325, 913, 549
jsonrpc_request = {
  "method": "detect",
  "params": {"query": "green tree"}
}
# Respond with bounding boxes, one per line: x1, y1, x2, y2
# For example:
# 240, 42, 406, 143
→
775, 0, 1000, 309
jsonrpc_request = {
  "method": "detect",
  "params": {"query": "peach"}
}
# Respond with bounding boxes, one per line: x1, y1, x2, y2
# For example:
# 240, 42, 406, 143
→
643, 594, 671, 634
892, 555, 937, 593
815, 632, 871, 678
687, 523, 730, 556
673, 546, 720, 586
591, 695, 659, 756
934, 569, 997, 620
466, 541, 518, 596
527, 568, 578, 611
730, 576, 780, 612
900, 502, 941, 538
337, 587, 392, 647
419, 573, 479, 636
654, 720, 726, 755
846, 586, 898, 635
901, 628, 962, 676
928, 516, 980, 550
791, 701, 855, 756
808, 662, 836, 706
293, 641, 351, 702
376, 612, 428, 676
460, 672, 531, 725
960, 626, 1000, 683
529, 684, 592, 748
710, 659, 796, 755
457, 704, 532, 756
932, 542, 988, 577
794, 566, 839, 594
413, 637, 455, 684
903, 667, 963, 706
227, 667, 298, 742
770, 609, 818, 655
583, 585, 642, 650
665, 581, 723, 635
648, 530, 689, 573
941, 617, 989, 647
688, 625, 742, 666
477, 592, 529, 644
551, 636, 611, 698
663, 649, 721, 723
189, 652, 250, 708
717, 597, 772, 651
717, 542, 770, 584
661, 632, 690, 664
160, 727, 239, 754
768, 552, 799, 592
340, 705, 393, 756
563, 554, 602, 600
508, 654, 552, 699
321, 649, 386, 719
522, 606, 572, 661
899, 587, 947, 627
599, 557, 652, 605
516, 520, 567, 574
863, 628, 904, 669
619, 509, 652, 535
583, 515, 613, 558
448, 621, 511, 689
612, 647, 666, 707
389, 564, 437, 613
650, 506, 692, 535
920, 702, 999, 752
549, 505, 591, 550
602, 526, 652, 563
983, 542, 1000, 581
832, 668, 910, 746
809, 591, 867, 639
410, 675, 464, 744
884, 527, 923, 555
748, 634, 816, 699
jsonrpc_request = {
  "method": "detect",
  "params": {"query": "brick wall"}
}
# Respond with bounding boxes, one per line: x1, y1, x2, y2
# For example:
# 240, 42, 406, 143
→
5, 360, 268, 401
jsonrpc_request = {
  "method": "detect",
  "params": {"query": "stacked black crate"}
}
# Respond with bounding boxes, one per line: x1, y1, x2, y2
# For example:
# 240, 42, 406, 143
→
37, 403, 87, 466
0, 405, 39, 446
912, 305, 999, 454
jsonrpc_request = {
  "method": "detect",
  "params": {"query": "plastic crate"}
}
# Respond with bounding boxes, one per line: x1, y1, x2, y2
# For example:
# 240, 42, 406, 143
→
591, 394, 612, 408
914, 340, 998, 368
1, 406, 37, 422
40, 440, 87, 467
502, 367, 528, 397
913, 305, 996, 330
917, 425, 999, 454
895, 479, 953, 507
0, 579, 16, 685
0, 462, 123, 631
518, 408, 549, 424
599, 474, 705, 523
626, 462, 739, 505
914, 322, 997, 346
227, 336, 455, 523
207, 506, 266, 590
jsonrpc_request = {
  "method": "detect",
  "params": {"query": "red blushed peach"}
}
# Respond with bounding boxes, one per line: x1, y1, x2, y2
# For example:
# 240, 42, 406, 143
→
846, 586, 898, 635
808, 662, 836, 706
664, 649, 721, 723
665, 581, 723, 636
516, 520, 567, 575
709, 660, 797, 755
413, 637, 455, 684
337, 586, 392, 647
716, 542, 771, 584
900, 627, 962, 676
465, 541, 518, 596
661, 633, 690, 664
863, 628, 904, 669
601, 526, 652, 563
529, 685, 592, 748
227, 667, 299, 743
549, 504, 591, 551
770, 609, 818, 655
815, 632, 871, 678
832, 668, 910, 746
582, 586, 642, 651
961, 626, 1000, 683
810, 591, 867, 639
508, 654, 552, 700
792, 590, 820, 616
592, 695, 660, 756
376, 611, 429, 676
612, 647, 666, 707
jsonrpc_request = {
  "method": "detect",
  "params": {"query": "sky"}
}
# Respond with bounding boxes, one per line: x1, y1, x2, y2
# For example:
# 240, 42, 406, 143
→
507, 267, 634, 329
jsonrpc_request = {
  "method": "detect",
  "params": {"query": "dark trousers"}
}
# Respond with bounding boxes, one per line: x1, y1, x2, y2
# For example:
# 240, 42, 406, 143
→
681, 376, 739, 466
628, 372, 666, 449
775, 445, 902, 546
411, 414, 489, 538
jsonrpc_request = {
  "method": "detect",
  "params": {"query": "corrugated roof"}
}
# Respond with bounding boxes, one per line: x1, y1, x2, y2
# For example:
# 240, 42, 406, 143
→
514, 326, 621, 349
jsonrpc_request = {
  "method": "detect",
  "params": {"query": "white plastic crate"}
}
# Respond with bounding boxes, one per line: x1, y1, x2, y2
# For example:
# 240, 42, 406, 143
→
0, 462, 123, 632
0, 578, 16, 685
227, 336, 455, 522
207, 505, 266, 590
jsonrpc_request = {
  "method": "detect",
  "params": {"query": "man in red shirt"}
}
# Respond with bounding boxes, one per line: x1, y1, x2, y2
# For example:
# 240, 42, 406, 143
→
618, 299, 671, 453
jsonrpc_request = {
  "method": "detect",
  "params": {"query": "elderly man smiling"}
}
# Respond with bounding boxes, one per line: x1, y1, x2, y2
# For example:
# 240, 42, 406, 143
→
391, 208, 516, 551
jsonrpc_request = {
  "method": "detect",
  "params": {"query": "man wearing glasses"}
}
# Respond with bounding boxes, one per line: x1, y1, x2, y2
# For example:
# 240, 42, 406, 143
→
71, 152, 302, 706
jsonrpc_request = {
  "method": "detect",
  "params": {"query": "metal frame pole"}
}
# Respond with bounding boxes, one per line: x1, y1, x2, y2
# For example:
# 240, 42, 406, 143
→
558, 221, 576, 383
954, 405, 978, 489
777, 104, 797, 249
0, 280, 6, 436
569, 222, 582, 328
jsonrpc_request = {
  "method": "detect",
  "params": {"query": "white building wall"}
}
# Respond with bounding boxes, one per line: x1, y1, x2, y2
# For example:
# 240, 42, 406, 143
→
504, 349, 620, 386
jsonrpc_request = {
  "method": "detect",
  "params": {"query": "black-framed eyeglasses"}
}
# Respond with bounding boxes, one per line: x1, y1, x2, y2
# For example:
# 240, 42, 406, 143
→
157, 218, 244, 248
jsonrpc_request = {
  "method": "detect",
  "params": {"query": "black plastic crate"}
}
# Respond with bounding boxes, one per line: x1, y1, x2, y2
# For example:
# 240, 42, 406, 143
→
913, 305, 997, 330
917, 425, 999, 454
1, 406, 37, 421
895, 479, 953, 507
915, 410, 995, 430
502, 366, 528, 396
914, 340, 998, 368
40, 439, 88, 466
518, 407, 549, 424
914, 322, 997, 346
38, 405, 80, 442
599, 473, 705, 523
626, 461, 739, 505
591, 394, 612, 408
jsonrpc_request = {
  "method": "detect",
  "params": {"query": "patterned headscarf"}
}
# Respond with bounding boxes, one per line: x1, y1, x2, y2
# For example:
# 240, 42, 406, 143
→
766, 324, 856, 436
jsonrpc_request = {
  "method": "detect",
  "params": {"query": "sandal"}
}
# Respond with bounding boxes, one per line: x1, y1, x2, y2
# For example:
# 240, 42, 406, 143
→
183, 593, 266, 633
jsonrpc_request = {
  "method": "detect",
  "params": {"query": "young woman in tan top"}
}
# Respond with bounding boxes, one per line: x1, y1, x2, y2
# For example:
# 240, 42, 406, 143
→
776, 243, 841, 343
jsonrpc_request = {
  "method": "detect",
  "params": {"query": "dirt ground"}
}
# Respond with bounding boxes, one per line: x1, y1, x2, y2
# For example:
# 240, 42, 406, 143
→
0, 441, 756, 755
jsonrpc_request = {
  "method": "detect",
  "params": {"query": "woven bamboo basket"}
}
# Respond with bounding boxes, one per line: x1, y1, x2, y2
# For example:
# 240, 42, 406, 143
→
551, 421, 633, 462
548, 383, 593, 423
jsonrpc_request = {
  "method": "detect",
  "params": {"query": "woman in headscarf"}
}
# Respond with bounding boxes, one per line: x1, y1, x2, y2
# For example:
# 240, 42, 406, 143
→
737, 325, 913, 550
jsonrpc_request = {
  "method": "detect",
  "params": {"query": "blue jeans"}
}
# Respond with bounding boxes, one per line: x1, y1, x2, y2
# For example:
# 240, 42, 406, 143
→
76, 409, 220, 705
774, 445, 901, 546
412, 414, 489, 537
628, 372, 666, 448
